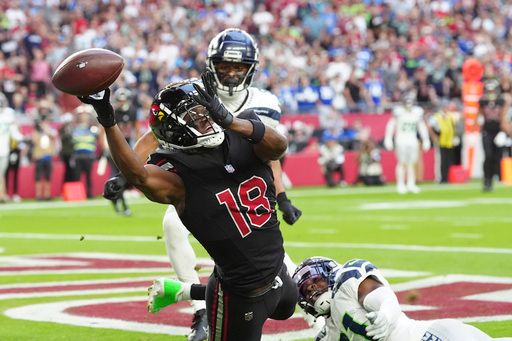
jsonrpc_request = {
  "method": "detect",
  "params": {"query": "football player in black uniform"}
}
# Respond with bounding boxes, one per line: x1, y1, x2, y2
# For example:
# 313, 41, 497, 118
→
103, 28, 305, 340
78, 72, 298, 341
479, 78, 505, 192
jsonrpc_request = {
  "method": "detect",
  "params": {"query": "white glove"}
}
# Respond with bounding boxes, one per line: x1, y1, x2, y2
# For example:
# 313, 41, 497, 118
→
384, 138, 393, 151
494, 131, 512, 147
422, 139, 431, 151
366, 311, 391, 340
314, 325, 327, 341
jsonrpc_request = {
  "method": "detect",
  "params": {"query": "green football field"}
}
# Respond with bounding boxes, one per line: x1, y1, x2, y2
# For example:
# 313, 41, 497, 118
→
0, 182, 511, 340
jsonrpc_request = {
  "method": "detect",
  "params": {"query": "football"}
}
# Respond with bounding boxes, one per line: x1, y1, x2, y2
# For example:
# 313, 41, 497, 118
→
51, 48, 124, 96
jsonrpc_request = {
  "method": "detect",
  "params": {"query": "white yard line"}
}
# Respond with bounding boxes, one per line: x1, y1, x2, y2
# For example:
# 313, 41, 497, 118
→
284, 241, 512, 255
1, 232, 512, 255
4, 297, 317, 341
0, 183, 503, 212
450, 233, 482, 239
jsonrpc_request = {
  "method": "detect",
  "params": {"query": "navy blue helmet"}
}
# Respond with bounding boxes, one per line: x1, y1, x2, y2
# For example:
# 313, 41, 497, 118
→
207, 28, 259, 95
292, 257, 339, 317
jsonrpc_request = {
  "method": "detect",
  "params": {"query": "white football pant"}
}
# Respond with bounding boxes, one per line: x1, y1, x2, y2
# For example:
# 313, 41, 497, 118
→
163, 205, 206, 312
425, 319, 493, 341
395, 141, 419, 193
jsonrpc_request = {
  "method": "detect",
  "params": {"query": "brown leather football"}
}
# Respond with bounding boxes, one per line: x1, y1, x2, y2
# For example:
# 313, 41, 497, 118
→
51, 48, 124, 96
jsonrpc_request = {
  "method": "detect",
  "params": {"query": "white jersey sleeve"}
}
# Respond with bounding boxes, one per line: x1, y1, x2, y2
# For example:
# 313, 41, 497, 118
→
394, 105, 424, 144
235, 87, 281, 128
324, 259, 389, 341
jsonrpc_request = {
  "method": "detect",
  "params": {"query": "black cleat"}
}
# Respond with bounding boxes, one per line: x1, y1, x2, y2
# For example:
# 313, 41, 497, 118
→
187, 308, 208, 341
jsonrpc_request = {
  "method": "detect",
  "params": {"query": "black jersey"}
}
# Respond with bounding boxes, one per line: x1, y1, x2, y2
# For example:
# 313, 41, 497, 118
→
480, 96, 504, 134
148, 131, 284, 292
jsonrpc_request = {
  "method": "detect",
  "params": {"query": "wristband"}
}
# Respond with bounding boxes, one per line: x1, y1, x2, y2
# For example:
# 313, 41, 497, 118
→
248, 119, 265, 144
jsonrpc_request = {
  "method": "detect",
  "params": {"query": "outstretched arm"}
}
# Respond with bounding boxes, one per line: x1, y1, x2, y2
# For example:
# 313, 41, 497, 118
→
358, 276, 402, 341
192, 71, 287, 161
79, 90, 184, 205
133, 129, 160, 160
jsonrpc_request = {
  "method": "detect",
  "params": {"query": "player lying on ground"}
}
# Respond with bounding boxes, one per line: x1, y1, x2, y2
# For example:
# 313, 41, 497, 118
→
293, 257, 496, 341
154, 256, 498, 341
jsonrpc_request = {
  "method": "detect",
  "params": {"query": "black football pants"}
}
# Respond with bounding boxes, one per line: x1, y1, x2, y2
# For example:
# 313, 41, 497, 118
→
482, 131, 502, 185
205, 264, 298, 341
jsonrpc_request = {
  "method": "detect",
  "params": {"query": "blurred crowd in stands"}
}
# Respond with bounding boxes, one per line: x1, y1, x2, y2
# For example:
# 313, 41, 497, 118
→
2, 0, 512, 199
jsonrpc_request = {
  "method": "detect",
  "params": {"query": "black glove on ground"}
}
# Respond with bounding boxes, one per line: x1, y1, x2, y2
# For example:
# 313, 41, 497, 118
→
192, 71, 233, 128
277, 192, 302, 225
77, 89, 116, 127
103, 173, 128, 201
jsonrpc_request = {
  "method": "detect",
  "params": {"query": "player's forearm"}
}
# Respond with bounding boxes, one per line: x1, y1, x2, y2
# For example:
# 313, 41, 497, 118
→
133, 130, 159, 161
418, 122, 430, 142
384, 118, 396, 139
229, 117, 287, 160
104, 125, 148, 186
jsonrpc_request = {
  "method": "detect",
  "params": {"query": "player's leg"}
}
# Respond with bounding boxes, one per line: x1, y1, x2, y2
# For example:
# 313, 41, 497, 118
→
43, 160, 52, 199
395, 144, 407, 193
268, 265, 298, 320
206, 274, 267, 341
34, 160, 43, 200
162, 205, 206, 341
406, 143, 420, 193
395, 163, 406, 193
406, 162, 420, 193
162, 206, 204, 307
425, 319, 493, 341
283, 253, 297, 275
147, 278, 206, 313
0, 156, 8, 201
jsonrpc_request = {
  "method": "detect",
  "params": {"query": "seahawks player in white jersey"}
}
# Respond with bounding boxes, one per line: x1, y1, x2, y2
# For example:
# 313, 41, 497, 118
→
103, 28, 303, 341
293, 257, 495, 341
384, 92, 430, 194
0, 93, 17, 202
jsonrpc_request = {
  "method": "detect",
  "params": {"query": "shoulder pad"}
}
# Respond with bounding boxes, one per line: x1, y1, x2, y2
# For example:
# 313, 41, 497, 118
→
251, 107, 281, 124
247, 87, 282, 113
333, 259, 378, 291
147, 151, 176, 171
